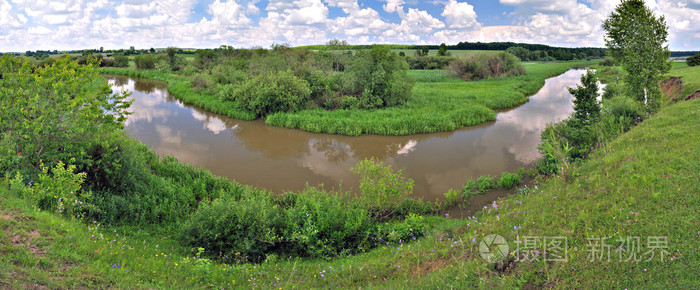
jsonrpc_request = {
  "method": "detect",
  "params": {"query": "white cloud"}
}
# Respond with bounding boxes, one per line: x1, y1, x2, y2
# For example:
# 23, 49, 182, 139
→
0, 0, 697, 52
383, 0, 405, 13
208, 0, 251, 27
442, 0, 480, 30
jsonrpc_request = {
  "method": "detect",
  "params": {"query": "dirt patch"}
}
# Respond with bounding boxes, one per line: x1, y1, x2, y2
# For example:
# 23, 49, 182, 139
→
411, 257, 450, 278
684, 90, 700, 101
494, 257, 518, 275
8, 229, 47, 258
661, 76, 683, 101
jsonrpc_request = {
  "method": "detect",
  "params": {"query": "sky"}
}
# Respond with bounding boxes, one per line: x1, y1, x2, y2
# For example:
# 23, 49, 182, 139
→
0, 0, 698, 52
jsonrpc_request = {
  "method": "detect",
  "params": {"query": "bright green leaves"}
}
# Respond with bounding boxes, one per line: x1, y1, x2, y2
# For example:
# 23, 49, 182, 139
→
0, 55, 132, 174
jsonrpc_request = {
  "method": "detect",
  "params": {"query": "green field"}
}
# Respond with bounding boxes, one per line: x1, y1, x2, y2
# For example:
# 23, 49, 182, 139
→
2, 92, 697, 288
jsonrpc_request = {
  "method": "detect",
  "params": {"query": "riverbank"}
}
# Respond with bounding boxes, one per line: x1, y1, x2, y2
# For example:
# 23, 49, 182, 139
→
101, 60, 594, 136
2, 93, 697, 288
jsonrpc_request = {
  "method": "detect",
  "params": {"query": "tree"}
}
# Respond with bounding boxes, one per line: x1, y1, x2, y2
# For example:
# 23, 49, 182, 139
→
421, 46, 429, 57
166, 47, 178, 69
99, 46, 104, 53
687, 52, 700, 67
0, 55, 131, 172
568, 70, 600, 124
437, 43, 448, 56
602, 0, 671, 113
327, 38, 349, 72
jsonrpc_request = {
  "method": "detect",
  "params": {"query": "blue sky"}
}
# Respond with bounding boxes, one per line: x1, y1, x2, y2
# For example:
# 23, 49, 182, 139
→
0, 0, 698, 52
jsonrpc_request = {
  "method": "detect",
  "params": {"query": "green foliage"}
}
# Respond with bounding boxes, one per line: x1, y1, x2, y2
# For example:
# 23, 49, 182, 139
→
345, 46, 413, 109
569, 69, 601, 123
603, 0, 671, 113
603, 95, 644, 121
447, 52, 525, 81
134, 54, 158, 69
499, 172, 521, 189
222, 70, 312, 117
687, 53, 700, 67
602, 82, 623, 99
0, 55, 131, 172
10, 162, 90, 217
505, 46, 531, 61
598, 57, 617, 66
179, 191, 282, 263
352, 158, 415, 220
437, 43, 448, 56
406, 56, 455, 70
112, 53, 129, 67
177, 158, 433, 261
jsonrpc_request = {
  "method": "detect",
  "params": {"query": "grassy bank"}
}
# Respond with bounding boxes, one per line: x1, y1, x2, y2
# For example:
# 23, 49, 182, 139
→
3, 96, 697, 288
102, 60, 593, 136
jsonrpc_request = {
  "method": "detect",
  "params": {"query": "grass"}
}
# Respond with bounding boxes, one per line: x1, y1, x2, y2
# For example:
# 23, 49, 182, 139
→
266, 61, 594, 135
668, 63, 700, 97
102, 60, 594, 136
2, 96, 697, 288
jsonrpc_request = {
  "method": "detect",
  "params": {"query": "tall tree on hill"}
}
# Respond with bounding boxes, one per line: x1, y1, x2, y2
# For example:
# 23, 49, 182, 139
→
602, 0, 671, 113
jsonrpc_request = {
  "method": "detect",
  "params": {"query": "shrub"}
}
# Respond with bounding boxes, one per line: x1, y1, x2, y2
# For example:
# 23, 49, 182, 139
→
599, 57, 618, 66
352, 157, 415, 221
223, 70, 312, 117
179, 191, 282, 263
447, 52, 525, 81
112, 53, 129, 67
687, 53, 700, 67
344, 47, 413, 109
134, 54, 157, 69
603, 95, 644, 121
280, 187, 374, 257
602, 83, 623, 99
190, 73, 215, 94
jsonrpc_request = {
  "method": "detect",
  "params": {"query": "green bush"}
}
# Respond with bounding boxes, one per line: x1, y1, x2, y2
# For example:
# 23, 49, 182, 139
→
447, 52, 525, 81
352, 158, 415, 220
344, 47, 413, 109
112, 54, 129, 67
603, 95, 644, 121
602, 83, 623, 99
686, 53, 700, 67
134, 54, 157, 69
179, 191, 282, 263
223, 70, 312, 117
599, 57, 618, 66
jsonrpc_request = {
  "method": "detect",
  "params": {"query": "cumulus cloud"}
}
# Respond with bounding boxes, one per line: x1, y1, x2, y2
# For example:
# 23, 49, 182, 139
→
0, 0, 697, 52
442, 0, 480, 30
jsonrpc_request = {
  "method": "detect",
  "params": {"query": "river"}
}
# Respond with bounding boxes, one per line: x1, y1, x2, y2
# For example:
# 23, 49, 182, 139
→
106, 69, 584, 201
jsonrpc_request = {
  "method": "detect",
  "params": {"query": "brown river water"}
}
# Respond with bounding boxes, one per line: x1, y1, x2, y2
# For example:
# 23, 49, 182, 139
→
106, 69, 584, 202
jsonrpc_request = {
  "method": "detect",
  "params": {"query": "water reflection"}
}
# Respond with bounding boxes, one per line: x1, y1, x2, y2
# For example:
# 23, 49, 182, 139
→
106, 69, 583, 201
